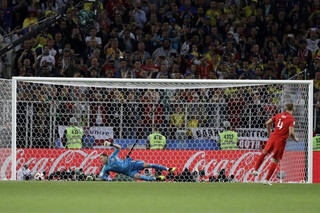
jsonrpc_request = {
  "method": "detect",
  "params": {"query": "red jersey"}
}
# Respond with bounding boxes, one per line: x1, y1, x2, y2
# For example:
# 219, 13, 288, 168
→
271, 112, 295, 139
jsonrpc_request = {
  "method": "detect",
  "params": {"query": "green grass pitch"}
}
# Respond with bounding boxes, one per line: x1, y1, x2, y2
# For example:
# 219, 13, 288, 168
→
0, 181, 319, 213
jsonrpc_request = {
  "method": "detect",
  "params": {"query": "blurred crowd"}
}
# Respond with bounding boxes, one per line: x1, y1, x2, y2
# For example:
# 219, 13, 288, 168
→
16, 83, 308, 148
0, 1, 319, 81
0, 0, 319, 131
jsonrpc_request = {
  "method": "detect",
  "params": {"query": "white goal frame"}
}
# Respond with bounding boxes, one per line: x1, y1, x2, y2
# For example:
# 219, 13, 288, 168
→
11, 77, 314, 183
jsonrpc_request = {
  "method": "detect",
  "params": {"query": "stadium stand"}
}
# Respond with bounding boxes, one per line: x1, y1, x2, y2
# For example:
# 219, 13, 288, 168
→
0, 0, 319, 144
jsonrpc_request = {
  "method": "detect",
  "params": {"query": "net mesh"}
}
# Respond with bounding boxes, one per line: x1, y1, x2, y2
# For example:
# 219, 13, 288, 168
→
280, 84, 309, 183
6, 79, 312, 182
0, 79, 12, 180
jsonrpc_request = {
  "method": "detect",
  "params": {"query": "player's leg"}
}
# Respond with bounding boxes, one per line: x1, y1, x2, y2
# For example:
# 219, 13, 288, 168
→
265, 158, 279, 181
131, 172, 165, 181
133, 173, 156, 181
253, 139, 274, 175
129, 161, 166, 181
143, 163, 176, 173
262, 158, 279, 185
265, 141, 285, 182
253, 150, 268, 173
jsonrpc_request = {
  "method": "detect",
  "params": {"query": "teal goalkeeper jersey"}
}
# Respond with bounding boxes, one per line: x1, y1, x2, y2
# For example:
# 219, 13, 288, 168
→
99, 149, 133, 178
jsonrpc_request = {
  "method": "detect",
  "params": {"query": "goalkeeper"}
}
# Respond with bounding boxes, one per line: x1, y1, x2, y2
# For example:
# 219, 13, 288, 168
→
98, 141, 176, 181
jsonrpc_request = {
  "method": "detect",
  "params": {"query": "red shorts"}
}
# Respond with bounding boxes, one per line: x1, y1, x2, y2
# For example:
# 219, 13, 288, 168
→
264, 136, 286, 160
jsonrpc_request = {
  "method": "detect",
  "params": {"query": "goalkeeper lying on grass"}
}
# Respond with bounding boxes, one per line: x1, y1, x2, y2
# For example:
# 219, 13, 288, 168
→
97, 141, 176, 181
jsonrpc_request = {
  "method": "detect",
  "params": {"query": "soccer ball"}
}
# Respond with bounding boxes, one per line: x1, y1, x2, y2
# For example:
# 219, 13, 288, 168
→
86, 175, 94, 181
34, 172, 44, 181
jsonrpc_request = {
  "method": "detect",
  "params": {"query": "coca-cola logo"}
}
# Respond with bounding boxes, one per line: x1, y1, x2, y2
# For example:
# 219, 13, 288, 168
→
184, 151, 273, 182
1, 149, 102, 179
0, 149, 305, 182
48, 150, 101, 174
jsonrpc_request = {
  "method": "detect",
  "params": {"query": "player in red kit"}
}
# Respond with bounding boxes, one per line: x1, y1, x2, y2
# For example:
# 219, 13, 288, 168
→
252, 103, 299, 185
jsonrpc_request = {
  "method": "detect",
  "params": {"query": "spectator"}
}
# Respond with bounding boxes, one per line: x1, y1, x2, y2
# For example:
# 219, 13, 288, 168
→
53, 32, 64, 54
133, 1, 147, 28
62, 117, 84, 149
219, 121, 239, 150
104, 38, 123, 58
132, 41, 151, 62
88, 68, 99, 78
130, 60, 144, 78
251, 66, 264, 80
85, 27, 102, 48
186, 115, 198, 139
298, 40, 312, 65
35, 27, 51, 46
57, 48, 77, 77
18, 59, 35, 76
47, 39, 57, 58
237, 59, 252, 76
22, 9, 38, 33
38, 45, 56, 72
227, 91, 246, 128
114, 59, 129, 78
171, 63, 182, 79
152, 39, 178, 60
123, 91, 139, 139
197, 56, 213, 79
119, 30, 137, 53
309, 56, 320, 79
138, 90, 163, 138
156, 62, 169, 79
67, 27, 85, 57
17, 44, 37, 76
87, 49, 105, 67
306, 28, 320, 55
170, 105, 185, 128
236, 36, 251, 61
87, 57, 102, 77
104, 66, 115, 78
313, 128, 320, 151
89, 90, 108, 126
146, 127, 166, 150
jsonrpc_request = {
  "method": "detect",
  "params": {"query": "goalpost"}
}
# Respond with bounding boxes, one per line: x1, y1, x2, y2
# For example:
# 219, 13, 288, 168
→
1, 77, 314, 183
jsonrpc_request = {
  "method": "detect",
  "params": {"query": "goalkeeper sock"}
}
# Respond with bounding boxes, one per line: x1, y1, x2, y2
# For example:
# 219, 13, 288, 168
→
266, 162, 278, 181
138, 175, 156, 181
255, 153, 266, 171
149, 164, 168, 171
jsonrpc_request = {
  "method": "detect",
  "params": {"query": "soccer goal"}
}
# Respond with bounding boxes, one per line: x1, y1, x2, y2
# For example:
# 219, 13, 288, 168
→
0, 78, 314, 183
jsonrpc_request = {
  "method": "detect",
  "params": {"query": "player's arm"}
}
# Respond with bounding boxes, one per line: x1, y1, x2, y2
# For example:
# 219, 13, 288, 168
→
104, 140, 122, 158
104, 140, 121, 149
111, 143, 121, 149
265, 118, 274, 135
289, 126, 299, 142
96, 166, 110, 181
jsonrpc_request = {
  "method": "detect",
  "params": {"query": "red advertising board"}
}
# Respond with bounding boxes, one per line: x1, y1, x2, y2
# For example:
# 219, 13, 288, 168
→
0, 148, 308, 183
313, 152, 320, 183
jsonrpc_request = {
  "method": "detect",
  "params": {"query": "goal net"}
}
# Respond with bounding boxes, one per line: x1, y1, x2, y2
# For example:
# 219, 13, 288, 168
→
2, 78, 314, 183
0, 79, 12, 180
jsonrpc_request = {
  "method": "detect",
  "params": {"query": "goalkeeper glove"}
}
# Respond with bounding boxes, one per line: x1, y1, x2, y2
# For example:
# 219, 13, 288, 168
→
104, 140, 112, 147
